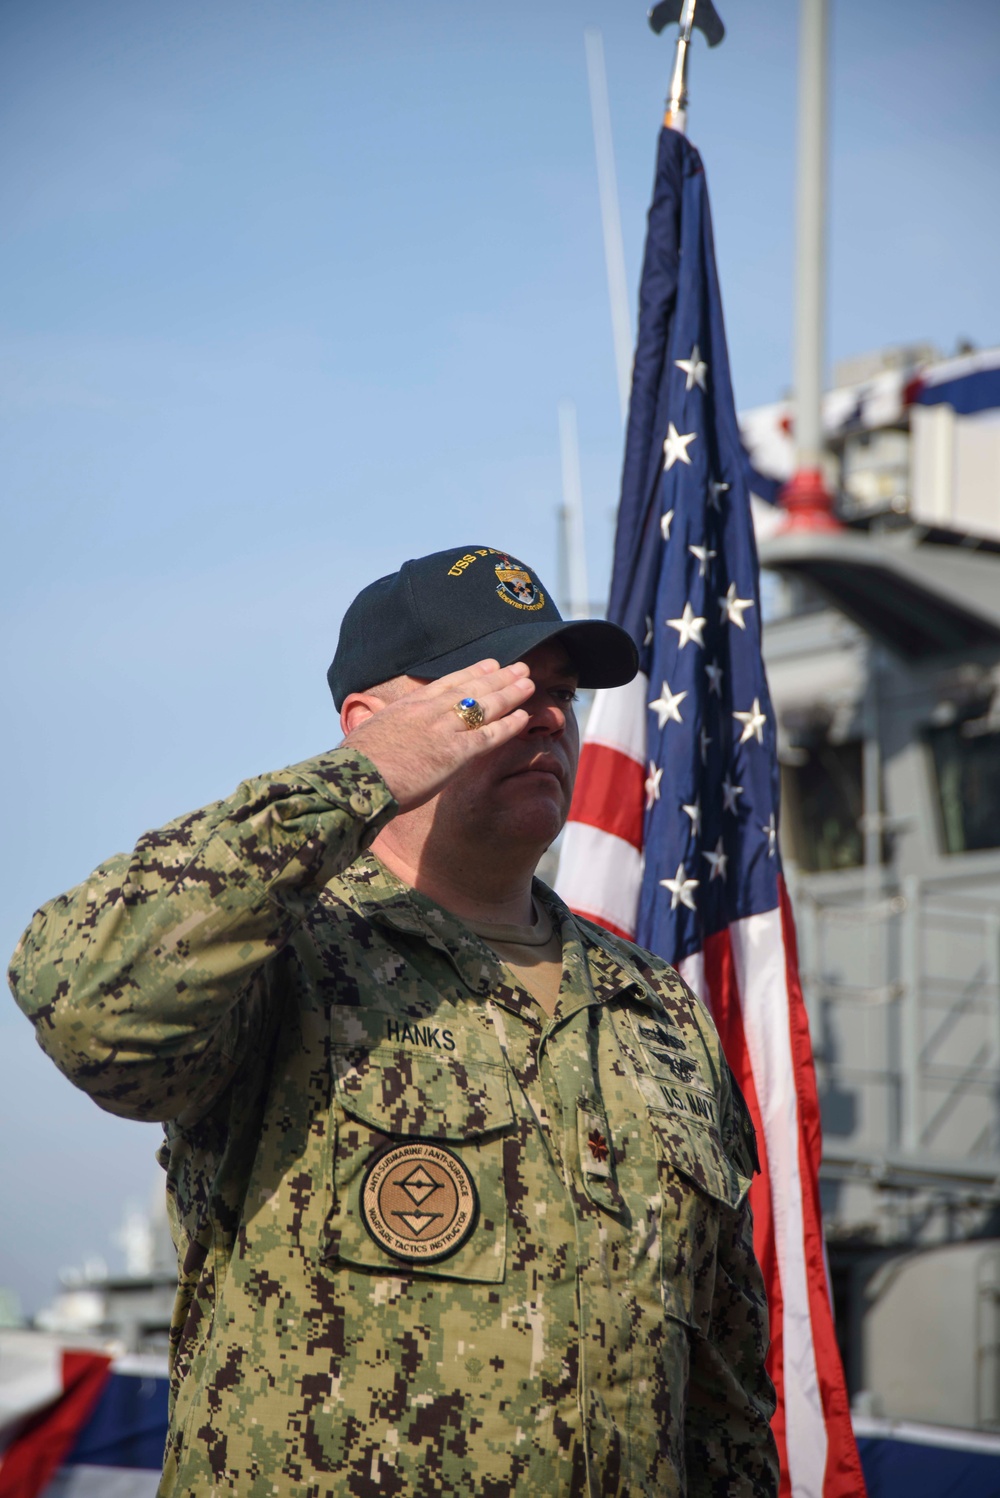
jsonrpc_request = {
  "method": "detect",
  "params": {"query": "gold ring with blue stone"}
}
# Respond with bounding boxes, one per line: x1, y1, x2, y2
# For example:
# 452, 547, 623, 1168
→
454, 697, 486, 730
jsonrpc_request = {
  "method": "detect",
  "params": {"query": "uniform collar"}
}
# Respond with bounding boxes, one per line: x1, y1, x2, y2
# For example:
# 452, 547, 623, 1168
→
339, 853, 657, 1021
339, 853, 500, 998
539, 886, 672, 1021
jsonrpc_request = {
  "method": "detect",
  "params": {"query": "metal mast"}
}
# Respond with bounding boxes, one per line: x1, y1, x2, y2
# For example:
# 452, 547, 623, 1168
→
557, 400, 591, 620
782, 0, 840, 529
585, 30, 633, 428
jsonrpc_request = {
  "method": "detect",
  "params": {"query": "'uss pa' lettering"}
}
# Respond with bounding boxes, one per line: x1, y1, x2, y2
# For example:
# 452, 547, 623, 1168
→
387, 1018, 456, 1052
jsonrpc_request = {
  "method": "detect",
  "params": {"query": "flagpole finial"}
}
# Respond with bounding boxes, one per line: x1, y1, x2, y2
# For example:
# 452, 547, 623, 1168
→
648, 0, 725, 134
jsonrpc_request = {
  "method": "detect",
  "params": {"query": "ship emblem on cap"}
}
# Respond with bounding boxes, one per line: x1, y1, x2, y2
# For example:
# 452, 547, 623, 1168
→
360, 1142, 478, 1263
495, 558, 545, 612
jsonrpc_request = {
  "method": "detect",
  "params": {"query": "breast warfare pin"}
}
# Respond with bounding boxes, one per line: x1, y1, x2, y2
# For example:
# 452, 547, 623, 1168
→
360, 1142, 478, 1264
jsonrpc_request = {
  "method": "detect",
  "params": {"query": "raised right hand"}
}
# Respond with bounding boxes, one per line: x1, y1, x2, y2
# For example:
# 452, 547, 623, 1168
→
340, 659, 534, 812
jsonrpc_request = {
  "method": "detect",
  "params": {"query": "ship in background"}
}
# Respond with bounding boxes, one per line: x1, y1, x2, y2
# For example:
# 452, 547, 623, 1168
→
0, 1191, 174, 1496
741, 338, 1000, 1453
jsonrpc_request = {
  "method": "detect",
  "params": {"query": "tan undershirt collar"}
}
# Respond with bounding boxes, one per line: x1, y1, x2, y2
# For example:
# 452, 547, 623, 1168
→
467, 901, 564, 1019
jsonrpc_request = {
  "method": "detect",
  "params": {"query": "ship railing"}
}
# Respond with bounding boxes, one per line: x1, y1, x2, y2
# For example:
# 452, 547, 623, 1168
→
787, 870, 1000, 1197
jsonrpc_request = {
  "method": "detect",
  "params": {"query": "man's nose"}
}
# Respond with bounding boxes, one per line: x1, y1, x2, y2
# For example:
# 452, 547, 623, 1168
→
521, 692, 566, 736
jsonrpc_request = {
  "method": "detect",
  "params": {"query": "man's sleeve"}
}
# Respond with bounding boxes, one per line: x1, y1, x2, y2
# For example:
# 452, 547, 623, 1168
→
7, 748, 395, 1124
684, 1061, 780, 1497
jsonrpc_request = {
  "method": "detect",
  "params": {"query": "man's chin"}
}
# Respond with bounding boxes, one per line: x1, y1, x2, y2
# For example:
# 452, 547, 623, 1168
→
499, 797, 568, 851
504, 768, 571, 802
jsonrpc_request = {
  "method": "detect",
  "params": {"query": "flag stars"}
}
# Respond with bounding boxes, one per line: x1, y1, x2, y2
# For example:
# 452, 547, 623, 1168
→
722, 774, 744, 814
688, 543, 717, 578
648, 681, 687, 728
705, 658, 724, 697
667, 601, 706, 649
645, 762, 663, 809
702, 837, 729, 881
644, 614, 654, 646
699, 726, 712, 765
718, 581, 755, 629
675, 344, 708, 392
681, 799, 702, 836
762, 814, 778, 857
663, 423, 697, 470
734, 697, 768, 745
709, 479, 730, 512
660, 862, 700, 911
660, 509, 675, 542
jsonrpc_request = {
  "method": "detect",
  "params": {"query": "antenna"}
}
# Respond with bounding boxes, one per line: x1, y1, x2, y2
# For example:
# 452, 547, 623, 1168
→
584, 29, 633, 428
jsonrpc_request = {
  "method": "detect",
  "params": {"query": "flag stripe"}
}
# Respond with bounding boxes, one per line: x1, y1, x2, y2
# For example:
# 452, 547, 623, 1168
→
690, 929, 792, 1495
780, 886, 866, 1497
555, 821, 642, 940
569, 743, 646, 850
579, 671, 649, 761
730, 907, 829, 1498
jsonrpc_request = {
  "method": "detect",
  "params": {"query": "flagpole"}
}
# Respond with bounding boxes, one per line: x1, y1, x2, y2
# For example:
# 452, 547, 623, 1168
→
663, 0, 698, 133
649, 0, 725, 132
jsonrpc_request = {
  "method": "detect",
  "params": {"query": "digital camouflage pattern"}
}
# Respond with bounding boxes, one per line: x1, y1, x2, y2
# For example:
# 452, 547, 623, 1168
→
9, 748, 778, 1497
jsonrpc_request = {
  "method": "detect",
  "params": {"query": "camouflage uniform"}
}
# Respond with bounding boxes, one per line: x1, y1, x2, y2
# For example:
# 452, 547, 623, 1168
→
9, 748, 777, 1497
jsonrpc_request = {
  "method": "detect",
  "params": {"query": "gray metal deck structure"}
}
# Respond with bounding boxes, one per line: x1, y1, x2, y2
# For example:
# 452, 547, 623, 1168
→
762, 526, 1000, 1424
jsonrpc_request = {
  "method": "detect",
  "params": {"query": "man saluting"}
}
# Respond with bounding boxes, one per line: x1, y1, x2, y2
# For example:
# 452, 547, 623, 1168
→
9, 544, 778, 1497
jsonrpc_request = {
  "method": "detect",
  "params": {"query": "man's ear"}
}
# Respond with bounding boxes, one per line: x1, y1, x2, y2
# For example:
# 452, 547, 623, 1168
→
340, 692, 387, 738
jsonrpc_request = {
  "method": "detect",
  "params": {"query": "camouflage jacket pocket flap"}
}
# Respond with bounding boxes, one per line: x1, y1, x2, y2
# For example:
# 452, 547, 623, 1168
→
652, 1113, 747, 1209
333, 1046, 513, 1141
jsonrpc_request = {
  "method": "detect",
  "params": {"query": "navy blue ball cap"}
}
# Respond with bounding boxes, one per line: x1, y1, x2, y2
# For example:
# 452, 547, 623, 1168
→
327, 544, 638, 710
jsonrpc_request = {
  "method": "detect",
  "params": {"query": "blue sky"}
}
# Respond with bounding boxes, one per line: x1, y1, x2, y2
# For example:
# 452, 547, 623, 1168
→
2, 0, 999, 1313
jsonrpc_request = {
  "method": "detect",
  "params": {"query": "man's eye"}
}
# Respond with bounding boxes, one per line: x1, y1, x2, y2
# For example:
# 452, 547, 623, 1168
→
553, 688, 579, 704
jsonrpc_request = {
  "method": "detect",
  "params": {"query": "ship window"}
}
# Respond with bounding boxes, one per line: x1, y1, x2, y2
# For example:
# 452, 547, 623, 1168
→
780, 740, 866, 873
928, 719, 1000, 854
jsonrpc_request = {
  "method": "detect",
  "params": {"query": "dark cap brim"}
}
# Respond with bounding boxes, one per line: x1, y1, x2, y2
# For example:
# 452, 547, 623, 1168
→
406, 617, 638, 690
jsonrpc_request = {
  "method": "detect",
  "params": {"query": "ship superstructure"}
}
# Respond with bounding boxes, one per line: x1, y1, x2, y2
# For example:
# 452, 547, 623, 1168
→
746, 342, 1000, 1432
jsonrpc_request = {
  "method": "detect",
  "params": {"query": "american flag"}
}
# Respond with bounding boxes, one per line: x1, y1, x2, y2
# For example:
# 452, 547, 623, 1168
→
556, 127, 865, 1498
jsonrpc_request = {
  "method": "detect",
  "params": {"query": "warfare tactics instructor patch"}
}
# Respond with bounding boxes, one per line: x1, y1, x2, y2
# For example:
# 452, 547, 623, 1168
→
360, 1142, 478, 1263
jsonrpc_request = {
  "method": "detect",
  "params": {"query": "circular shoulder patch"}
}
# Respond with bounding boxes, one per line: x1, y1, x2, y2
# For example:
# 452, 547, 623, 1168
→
360, 1142, 478, 1264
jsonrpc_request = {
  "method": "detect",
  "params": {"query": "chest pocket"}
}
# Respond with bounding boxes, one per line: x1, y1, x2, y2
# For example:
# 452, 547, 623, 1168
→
604, 1004, 751, 1335
649, 1100, 750, 1336
324, 1010, 515, 1283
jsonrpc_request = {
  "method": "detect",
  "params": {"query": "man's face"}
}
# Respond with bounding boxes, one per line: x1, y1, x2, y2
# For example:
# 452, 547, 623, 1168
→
425, 639, 581, 857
